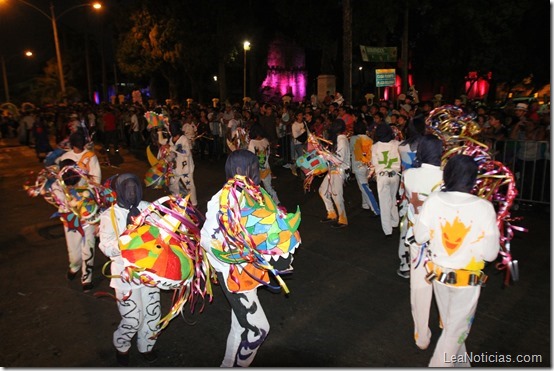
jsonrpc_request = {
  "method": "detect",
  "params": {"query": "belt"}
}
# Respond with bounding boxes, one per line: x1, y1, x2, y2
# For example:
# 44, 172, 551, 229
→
378, 170, 398, 177
425, 262, 488, 287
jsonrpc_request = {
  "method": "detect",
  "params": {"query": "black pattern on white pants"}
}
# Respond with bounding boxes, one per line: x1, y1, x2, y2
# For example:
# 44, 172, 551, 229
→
113, 286, 161, 353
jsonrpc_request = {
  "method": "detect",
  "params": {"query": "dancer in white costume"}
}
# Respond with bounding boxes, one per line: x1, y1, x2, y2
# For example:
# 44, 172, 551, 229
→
398, 135, 443, 349
158, 120, 197, 206
397, 117, 425, 276
371, 123, 401, 236
319, 119, 350, 228
98, 173, 161, 366
414, 155, 499, 367
349, 120, 380, 216
200, 150, 301, 367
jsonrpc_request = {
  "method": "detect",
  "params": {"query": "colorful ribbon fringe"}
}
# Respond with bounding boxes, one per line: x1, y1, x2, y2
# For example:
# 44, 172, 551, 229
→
427, 105, 527, 286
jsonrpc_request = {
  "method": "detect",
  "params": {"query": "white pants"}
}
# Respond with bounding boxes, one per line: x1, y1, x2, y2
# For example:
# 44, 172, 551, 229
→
261, 174, 280, 205
410, 242, 433, 350
64, 223, 95, 284
113, 286, 161, 354
169, 173, 197, 206
218, 272, 270, 367
319, 170, 347, 224
353, 165, 380, 214
429, 282, 481, 367
376, 173, 400, 235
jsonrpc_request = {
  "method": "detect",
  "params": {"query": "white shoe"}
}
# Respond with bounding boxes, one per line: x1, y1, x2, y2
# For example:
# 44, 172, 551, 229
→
396, 269, 410, 279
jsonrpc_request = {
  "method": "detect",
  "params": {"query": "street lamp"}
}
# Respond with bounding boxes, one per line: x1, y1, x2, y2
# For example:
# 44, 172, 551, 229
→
1, 50, 33, 102
5, 0, 102, 100
243, 41, 250, 99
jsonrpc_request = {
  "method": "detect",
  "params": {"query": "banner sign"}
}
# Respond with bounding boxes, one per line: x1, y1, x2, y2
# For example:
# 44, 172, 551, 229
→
375, 69, 396, 87
360, 46, 397, 62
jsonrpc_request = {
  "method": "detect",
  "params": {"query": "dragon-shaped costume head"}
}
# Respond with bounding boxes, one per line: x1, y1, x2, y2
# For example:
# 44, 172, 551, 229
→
117, 194, 211, 337
213, 175, 301, 293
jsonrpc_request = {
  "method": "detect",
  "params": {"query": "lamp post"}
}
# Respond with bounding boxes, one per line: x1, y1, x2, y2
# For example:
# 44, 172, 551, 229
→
7, 0, 102, 100
243, 41, 250, 99
1, 50, 33, 102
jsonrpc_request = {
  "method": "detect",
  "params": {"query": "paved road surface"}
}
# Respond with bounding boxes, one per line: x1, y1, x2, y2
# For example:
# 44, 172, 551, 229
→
0, 139, 550, 367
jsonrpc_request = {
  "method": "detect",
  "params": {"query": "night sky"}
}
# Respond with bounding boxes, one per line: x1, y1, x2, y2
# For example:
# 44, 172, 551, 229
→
0, 0, 110, 85
1, 1, 551, 103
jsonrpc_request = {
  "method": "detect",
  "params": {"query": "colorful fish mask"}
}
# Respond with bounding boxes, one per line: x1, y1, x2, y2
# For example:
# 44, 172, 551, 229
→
119, 195, 206, 290
144, 145, 172, 189
43, 165, 115, 235
118, 195, 212, 337
144, 111, 168, 130
295, 150, 329, 192
214, 175, 301, 293
296, 150, 328, 177
23, 166, 58, 206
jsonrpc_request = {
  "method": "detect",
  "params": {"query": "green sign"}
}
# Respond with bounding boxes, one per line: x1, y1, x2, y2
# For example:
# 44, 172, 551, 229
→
375, 69, 396, 87
360, 45, 397, 62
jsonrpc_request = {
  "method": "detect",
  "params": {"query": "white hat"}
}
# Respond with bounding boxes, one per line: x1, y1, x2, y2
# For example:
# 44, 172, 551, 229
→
515, 103, 528, 111
400, 104, 412, 112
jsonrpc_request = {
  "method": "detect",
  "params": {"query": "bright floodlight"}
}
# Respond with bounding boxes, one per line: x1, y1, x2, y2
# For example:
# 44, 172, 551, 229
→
243, 41, 251, 51
92, 2, 102, 9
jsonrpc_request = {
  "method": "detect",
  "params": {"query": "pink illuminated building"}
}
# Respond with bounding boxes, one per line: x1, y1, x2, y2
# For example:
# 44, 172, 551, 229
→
260, 37, 307, 103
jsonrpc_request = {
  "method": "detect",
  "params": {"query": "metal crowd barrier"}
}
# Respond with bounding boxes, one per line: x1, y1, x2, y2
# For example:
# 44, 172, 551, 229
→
491, 140, 550, 205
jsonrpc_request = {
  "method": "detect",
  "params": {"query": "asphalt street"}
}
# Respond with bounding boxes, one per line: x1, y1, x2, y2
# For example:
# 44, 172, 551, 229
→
0, 138, 550, 367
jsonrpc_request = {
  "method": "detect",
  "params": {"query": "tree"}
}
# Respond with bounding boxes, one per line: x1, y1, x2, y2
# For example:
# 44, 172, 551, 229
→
116, 4, 185, 100
115, 0, 255, 103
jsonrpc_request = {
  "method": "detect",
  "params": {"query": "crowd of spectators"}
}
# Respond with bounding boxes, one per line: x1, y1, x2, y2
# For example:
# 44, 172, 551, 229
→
1, 92, 550, 200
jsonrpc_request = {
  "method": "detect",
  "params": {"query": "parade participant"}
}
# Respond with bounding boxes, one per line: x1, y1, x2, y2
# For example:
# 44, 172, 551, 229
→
414, 155, 499, 367
319, 119, 350, 228
56, 131, 102, 183
200, 149, 301, 367
54, 132, 101, 291
398, 116, 425, 172
349, 120, 379, 216
226, 111, 249, 152
397, 135, 443, 350
371, 123, 401, 237
158, 120, 197, 206
396, 117, 426, 271
248, 124, 281, 205
51, 159, 99, 292
98, 173, 160, 366
67, 113, 81, 135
